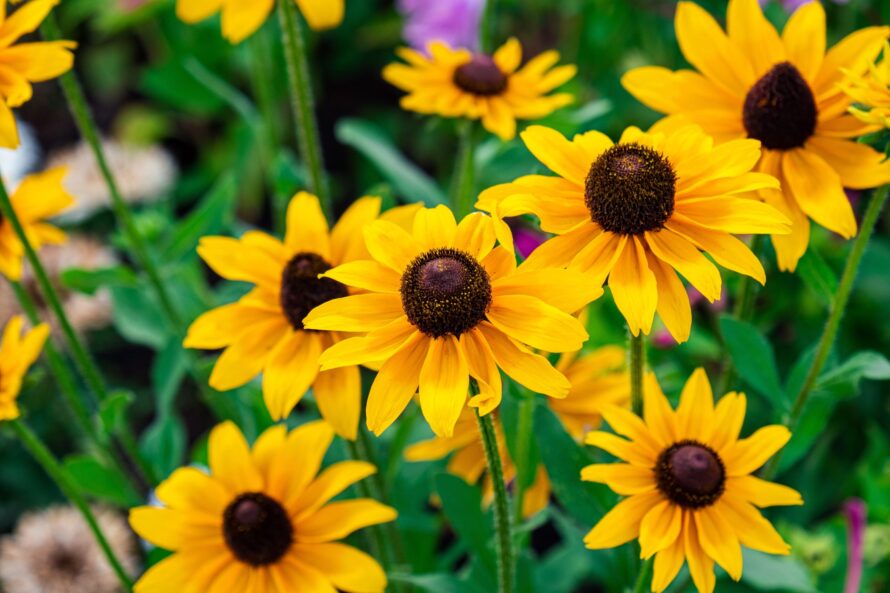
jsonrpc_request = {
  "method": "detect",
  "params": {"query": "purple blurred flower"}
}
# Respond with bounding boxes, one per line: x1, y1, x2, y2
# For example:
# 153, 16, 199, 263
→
759, 0, 848, 11
511, 224, 546, 259
843, 499, 867, 593
397, 0, 486, 52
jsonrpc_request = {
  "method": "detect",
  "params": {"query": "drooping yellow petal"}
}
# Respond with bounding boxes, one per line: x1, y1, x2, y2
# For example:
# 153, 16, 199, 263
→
639, 499, 683, 558
477, 322, 571, 398
645, 229, 722, 302
418, 336, 469, 438
608, 237, 657, 337
782, 148, 857, 239
696, 506, 743, 581
291, 543, 387, 593
219, 0, 274, 44
652, 527, 686, 593
366, 332, 429, 436
684, 513, 716, 593
314, 364, 361, 440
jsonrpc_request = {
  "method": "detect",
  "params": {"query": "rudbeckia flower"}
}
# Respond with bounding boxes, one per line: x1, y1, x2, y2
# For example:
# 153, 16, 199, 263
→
583, 368, 802, 593
0, 0, 76, 148
0, 316, 50, 421
185, 193, 409, 439
476, 123, 790, 342
383, 38, 576, 140
176, 0, 343, 44
303, 205, 602, 437
621, 0, 890, 271
130, 421, 396, 593
843, 41, 890, 129
0, 168, 73, 280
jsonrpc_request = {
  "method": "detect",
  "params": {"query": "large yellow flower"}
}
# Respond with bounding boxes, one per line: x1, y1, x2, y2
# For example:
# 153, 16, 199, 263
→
130, 420, 396, 593
476, 123, 789, 343
583, 369, 802, 593
0, 316, 50, 421
383, 38, 575, 140
176, 0, 343, 43
0, 168, 72, 280
843, 41, 890, 129
0, 0, 75, 148
185, 193, 406, 439
621, 0, 890, 272
303, 205, 602, 437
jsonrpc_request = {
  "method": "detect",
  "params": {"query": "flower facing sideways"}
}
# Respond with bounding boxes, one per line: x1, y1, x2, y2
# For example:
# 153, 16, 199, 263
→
0, 316, 50, 421
383, 38, 576, 140
843, 41, 890, 129
622, 0, 890, 271
130, 421, 396, 593
477, 123, 790, 343
303, 205, 602, 437
583, 369, 802, 593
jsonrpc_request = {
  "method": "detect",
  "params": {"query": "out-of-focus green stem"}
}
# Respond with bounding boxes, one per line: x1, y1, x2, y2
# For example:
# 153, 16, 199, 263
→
452, 121, 477, 217
481, 0, 497, 53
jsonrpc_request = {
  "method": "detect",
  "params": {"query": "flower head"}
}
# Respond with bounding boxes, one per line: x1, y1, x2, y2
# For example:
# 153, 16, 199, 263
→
130, 420, 396, 593
621, 0, 890, 271
843, 41, 890, 129
477, 123, 789, 342
383, 38, 576, 140
176, 0, 343, 43
185, 193, 407, 439
583, 368, 802, 593
397, 0, 485, 52
0, 316, 50, 421
303, 205, 602, 437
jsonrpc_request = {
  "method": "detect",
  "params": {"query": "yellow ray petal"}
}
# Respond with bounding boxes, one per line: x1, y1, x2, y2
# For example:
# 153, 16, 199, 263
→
477, 322, 571, 398
782, 148, 857, 239
684, 513, 716, 593
639, 499, 683, 558
726, 475, 803, 507
293, 461, 377, 520
487, 294, 588, 352
520, 125, 592, 185
782, 1, 825, 82
208, 421, 263, 493
418, 336, 469, 438
290, 543, 387, 593
726, 0, 784, 77
722, 425, 791, 476
696, 506, 743, 581
295, 499, 397, 543
584, 491, 663, 549
314, 364, 361, 440
366, 332, 428, 435
581, 463, 656, 495
608, 237, 657, 336
302, 293, 404, 332
285, 192, 332, 259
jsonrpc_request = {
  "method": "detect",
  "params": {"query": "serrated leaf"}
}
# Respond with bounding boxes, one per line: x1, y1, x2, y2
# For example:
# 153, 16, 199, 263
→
720, 316, 784, 402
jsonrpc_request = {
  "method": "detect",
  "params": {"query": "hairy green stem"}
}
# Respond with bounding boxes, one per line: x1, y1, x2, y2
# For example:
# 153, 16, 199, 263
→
629, 332, 645, 416
9, 420, 134, 592
476, 408, 514, 593
452, 121, 477, 217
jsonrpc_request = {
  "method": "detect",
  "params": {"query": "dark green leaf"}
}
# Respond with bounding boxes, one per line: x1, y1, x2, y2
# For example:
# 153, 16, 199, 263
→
152, 340, 189, 415
390, 573, 485, 593
98, 390, 135, 435
434, 473, 495, 574
140, 414, 187, 480
61, 265, 138, 295
720, 316, 784, 402
164, 173, 237, 261
814, 351, 890, 397
797, 249, 838, 305
64, 455, 142, 508
111, 285, 170, 349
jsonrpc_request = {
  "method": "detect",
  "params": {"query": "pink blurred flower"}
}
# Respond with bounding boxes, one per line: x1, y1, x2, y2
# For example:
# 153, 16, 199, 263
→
652, 329, 677, 349
843, 499, 866, 593
511, 223, 546, 259
397, 0, 485, 51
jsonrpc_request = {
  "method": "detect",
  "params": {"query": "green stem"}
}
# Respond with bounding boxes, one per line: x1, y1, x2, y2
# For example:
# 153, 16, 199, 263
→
512, 392, 535, 527
9, 420, 134, 592
476, 408, 514, 593
277, 0, 331, 217
452, 121, 477, 217
480, 0, 497, 53
631, 557, 654, 593
628, 332, 645, 416
41, 14, 182, 330
765, 184, 889, 478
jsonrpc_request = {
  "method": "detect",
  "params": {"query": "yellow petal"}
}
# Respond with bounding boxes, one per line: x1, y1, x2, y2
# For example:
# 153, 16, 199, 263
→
806, 136, 890, 190
0, 0, 58, 47
208, 319, 288, 391
493, 267, 602, 314
208, 421, 263, 492
295, 0, 344, 31
493, 37, 522, 73
477, 322, 571, 398
584, 431, 655, 467
220, 0, 273, 43
453, 212, 497, 261
461, 328, 503, 415
646, 252, 692, 344
330, 196, 381, 264
487, 294, 588, 352
608, 237, 657, 336
262, 330, 321, 420
293, 461, 377, 520
813, 25, 890, 99
584, 491, 663, 549
363, 220, 422, 273
722, 425, 791, 476
412, 205, 457, 251
781, 0, 825, 82
581, 463, 656, 495
726, 475, 803, 507
696, 506, 743, 581
155, 467, 230, 515
295, 499, 397, 543
318, 317, 415, 370
718, 493, 792, 554
418, 336, 469, 438
667, 216, 766, 285
709, 392, 747, 452
302, 293, 404, 332
645, 229, 722, 303
176, 0, 225, 23
639, 499, 683, 558
520, 125, 592, 185
652, 529, 686, 593
314, 364, 361, 440
782, 148, 857, 239
726, 0, 785, 76
676, 368, 715, 442
291, 543, 387, 593
285, 191, 331, 259
684, 513, 716, 593
366, 332, 428, 435
321, 260, 400, 293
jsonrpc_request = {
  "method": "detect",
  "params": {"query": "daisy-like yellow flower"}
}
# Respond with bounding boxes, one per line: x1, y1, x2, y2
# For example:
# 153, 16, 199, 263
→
583, 368, 802, 593
621, 0, 890, 272
185, 193, 407, 439
843, 41, 890, 129
0, 0, 76, 147
303, 205, 602, 437
476, 123, 790, 343
176, 0, 342, 44
130, 420, 396, 593
0, 316, 50, 421
0, 168, 73, 280
383, 38, 576, 141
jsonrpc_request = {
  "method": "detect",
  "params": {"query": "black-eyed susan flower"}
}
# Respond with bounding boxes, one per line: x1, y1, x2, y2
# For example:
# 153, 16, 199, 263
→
843, 41, 890, 129
0, 316, 50, 421
0, 0, 76, 148
0, 168, 73, 280
303, 206, 602, 437
176, 0, 342, 43
185, 193, 408, 439
130, 420, 396, 593
621, 0, 890, 272
583, 369, 802, 593
383, 38, 576, 140
476, 124, 790, 343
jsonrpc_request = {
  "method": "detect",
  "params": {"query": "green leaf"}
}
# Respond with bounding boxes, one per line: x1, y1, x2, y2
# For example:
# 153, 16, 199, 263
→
110, 284, 171, 350
814, 351, 890, 397
64, 455, 142, 508
434, 473, 495, 574
500, 386, 540, 490
720, 316, 784, 402
98, 390, 135, 436
61, 265, 138, 295
140, 414, 187, 480
796, 249, 838, 305
740, 549, 817, 592
336, 118, 447, 205
164, 173, 237, 261
152, 340, 189, 415
390, 573, 485, 593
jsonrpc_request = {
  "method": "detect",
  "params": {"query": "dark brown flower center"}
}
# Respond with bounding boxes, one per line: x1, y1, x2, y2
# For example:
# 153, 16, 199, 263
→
279, 252, 348, 330
400, 248, 492, 337
453, 55, 508, 96
655, 440, 726, 508
584, 143, 677, 235
223, 493, 293, 566
743, 62, 817, 150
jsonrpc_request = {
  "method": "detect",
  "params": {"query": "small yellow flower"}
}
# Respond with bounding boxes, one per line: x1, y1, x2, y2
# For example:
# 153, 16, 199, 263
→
383, 38, 576, 140
0, 0, 76, 148
0, 168, 73, 280
176, 0, 343, 44
583, 368, 802, 593
130, 420, 396, 593
303, 205, 602, 438
0, 316, 50, 421
843, 41, 890, 129
621, 0, 890, 272
477, 123, 790, 342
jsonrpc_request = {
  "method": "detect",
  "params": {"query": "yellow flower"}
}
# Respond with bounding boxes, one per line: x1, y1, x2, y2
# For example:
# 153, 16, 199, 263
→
0, 168, 73, 280
184, 193, 405, 439
0, 316, 50, 421
383, 38, 576, 140
843, 41, 890, 129
0, 0, 76, 148
583, 368, 802, 593
621, 0, 890, 272
130, 420, 396, 593
476, 123, 789, 343
303, 205, 602, 437
176, 0, 343, 43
